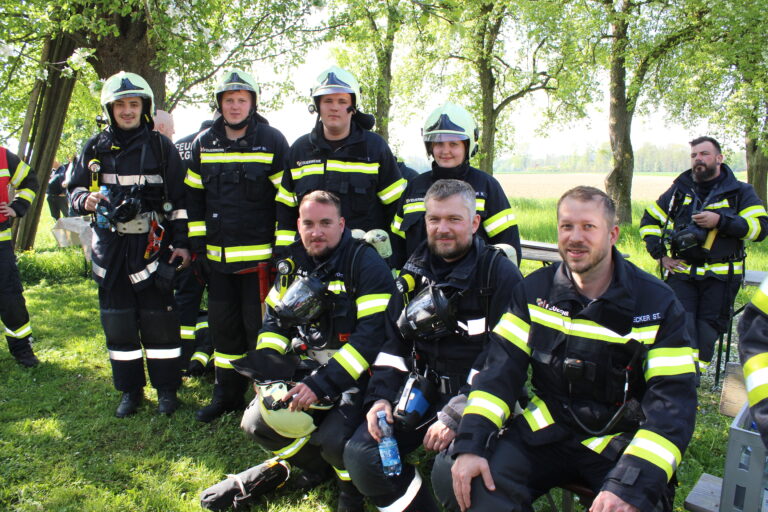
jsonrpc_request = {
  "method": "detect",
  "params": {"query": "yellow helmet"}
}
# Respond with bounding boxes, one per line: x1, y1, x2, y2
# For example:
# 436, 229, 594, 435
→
100, 71, 154, 127
422, 102, 479, 159
257, 382, 317, 438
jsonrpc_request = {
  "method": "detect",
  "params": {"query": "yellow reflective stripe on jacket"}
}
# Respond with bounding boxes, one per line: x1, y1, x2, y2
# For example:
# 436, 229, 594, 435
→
276, 185, 297, 207
264, 285, 285, 309
291, 163, 324, 181
623, 429, 681, 481
644, 347, 696, 381
273, 437, 309, 458
214, 350, 246, 369
356, 293, 391, 318
326, 160, 379, 174
645, 202, 668, 224
180, 325, 196, 340
0, 229, 11, 242
225, 244, 272, 262
528, 304, 659, 345
10, 161, 30, 188
403, 202, 425, 215
475, 197, 486, 212
640, 225, 662, 238
5, 321, 31, 338
744, 353, 768, 407
493, 312, 531, 356
391, 214, 405, 239
196, 320, 209, 330
328, 280, 346, 294
582, 432, 622, 454
188, 221, 206, 237
200, 152, 274, 164
269, 170, 283, 187
704, 199, 730, 210
275, 230, 296, 247
522, 395, 555, 432
333, 466, 351, 481
15, 189, 35, 203
191, 351, 210, 366
256, 331, 290, 353
464, 390, 511, 429
669, 261, 743, 277
378, 178, 407, 205
751, 278, 768, 315
332, 344, 369, 380
185, 169, 204, 189
207, 245, 223, 262
740, 205, 768, 242
0, 169, 10, 178
483, 208, 517, 237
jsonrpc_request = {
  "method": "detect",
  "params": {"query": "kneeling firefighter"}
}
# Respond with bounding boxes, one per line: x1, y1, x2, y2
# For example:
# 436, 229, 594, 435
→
343, 179, 523, 512
68, 71, 190, 417
233, 190, 396, 512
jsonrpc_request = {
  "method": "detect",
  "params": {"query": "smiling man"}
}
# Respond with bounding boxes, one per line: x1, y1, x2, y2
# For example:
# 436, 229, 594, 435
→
389, 103, 520, 269
186, 69, 290, 422
640, 136, 768, 369
432, 186, 697, 512
274, 65, 406, 258
235, 190, 395, 512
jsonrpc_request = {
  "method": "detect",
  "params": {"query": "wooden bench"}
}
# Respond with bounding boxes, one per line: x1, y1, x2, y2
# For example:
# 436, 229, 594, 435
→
521, 239, 561, 264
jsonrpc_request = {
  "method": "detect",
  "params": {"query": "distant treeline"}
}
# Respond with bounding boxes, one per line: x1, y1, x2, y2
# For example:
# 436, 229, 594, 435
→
494, 143, 747, 174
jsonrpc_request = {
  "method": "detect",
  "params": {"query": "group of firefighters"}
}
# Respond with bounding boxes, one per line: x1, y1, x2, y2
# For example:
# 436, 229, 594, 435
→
2, 64, 768, 512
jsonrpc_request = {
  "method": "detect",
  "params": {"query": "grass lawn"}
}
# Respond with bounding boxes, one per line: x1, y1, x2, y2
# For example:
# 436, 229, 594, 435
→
1, 200, 764, 511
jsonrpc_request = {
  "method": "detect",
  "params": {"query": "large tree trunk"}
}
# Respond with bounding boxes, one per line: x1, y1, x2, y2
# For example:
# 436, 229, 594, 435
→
13, 35, 78, 251
604, 12, 634, 224
477, 42, 496, 175
88, 13, 166, 109
372, 13, 395, 144
746, 131, 768, 206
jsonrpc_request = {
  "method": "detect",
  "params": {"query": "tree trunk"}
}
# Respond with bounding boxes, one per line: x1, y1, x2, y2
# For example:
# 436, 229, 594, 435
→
372, 10, 395, 144
746, 131, 768, 206
604, 11, 634, 224
88, 13, 166, 108
477, 47, 496, 175
12, 34, 78, 251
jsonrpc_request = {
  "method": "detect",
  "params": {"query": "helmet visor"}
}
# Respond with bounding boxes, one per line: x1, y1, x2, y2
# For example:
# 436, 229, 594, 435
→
423, 132, 469, 143
276, 276, 326, 324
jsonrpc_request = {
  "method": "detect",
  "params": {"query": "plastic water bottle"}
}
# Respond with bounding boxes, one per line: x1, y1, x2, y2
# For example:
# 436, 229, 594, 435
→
377, 410, 402, 477
95, 185, 110, 228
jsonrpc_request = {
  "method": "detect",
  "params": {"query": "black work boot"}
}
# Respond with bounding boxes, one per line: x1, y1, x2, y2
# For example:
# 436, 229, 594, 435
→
157, 389, 180, 416
287, 466, 333, 492
115, 390, 143, 418
337, 481, 365, 512
195, 383, 244, 423
8, 338, 39, 367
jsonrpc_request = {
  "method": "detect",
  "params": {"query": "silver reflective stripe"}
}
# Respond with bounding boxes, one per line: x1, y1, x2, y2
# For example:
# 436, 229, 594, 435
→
306, 349, 337, 365
92, 262, 107, 278
378, 471, 422, 512
169, 209, 188, 220
100, 174, 163, 185
145, 347, 182, 359
467, 368, 479, 384
71, 186, 89, 196
109, 349, 143, 361
129, 260, 159, 284
373, 352, 408, 372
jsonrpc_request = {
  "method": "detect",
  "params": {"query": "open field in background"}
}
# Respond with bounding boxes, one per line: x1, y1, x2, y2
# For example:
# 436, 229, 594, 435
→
0, 196, 762, 510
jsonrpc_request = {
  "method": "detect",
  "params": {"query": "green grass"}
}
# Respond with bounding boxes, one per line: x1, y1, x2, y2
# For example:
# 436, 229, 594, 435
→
0, 200, 762, 510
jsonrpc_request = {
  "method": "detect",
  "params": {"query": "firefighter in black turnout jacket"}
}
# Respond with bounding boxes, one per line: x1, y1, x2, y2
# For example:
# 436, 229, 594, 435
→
344, 179, 522, 512
236, 191, 395, 512
69, 72, 190, 417
390, 103, 521, 268
274, 65, 406, 254
0, 146, 39, 367
640, 136, 768, 368
738, 276, 768, 447
185, 69, 290, 422
436, 187, 697, 512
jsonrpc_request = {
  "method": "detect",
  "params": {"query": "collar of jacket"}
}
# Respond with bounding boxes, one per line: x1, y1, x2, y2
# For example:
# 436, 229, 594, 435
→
209, 114, 268, 148
431, 160, 470, 180
402, 235, 486, 292
96, 125, 149, 151
673, 163, 741, 195
549, 246, 635, 335
309, 118, 366, 152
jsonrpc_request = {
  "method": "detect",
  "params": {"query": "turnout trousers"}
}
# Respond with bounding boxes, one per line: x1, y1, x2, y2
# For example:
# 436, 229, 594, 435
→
0, 243, 33, 358
174, 266, 209, 367
98, 262, 182, 393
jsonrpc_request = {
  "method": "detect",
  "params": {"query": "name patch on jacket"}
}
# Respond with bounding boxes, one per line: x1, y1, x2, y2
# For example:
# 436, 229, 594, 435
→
297, 159, 322, 167
536, 298, 570, 317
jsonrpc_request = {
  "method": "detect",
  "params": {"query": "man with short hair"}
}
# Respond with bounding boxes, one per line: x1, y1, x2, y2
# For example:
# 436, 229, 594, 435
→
69, 71, 190, 417
236, 190, 396, 512
274, 65, 406, 255
640, 136, 768, 368
435, 186, 697, 512
186, 69, 290, 422
0, 146, 39, 367
344, 179, 522, 512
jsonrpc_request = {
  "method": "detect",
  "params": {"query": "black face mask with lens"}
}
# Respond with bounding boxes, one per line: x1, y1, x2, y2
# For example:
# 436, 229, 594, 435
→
397, 284, 458, 341
274, 274, 329, 327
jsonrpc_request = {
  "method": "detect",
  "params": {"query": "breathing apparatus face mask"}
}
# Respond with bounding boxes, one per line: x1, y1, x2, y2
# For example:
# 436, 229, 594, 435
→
274, 274, 328, 327
397, 284, 457, 341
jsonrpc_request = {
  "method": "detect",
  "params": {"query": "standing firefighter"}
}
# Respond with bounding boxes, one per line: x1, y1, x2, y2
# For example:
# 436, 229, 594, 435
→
274, 65, 406, 255
0, 147, 39, 367
69, 71, 190, 418
739, 277, 768, 448
186, 69, 290, 422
